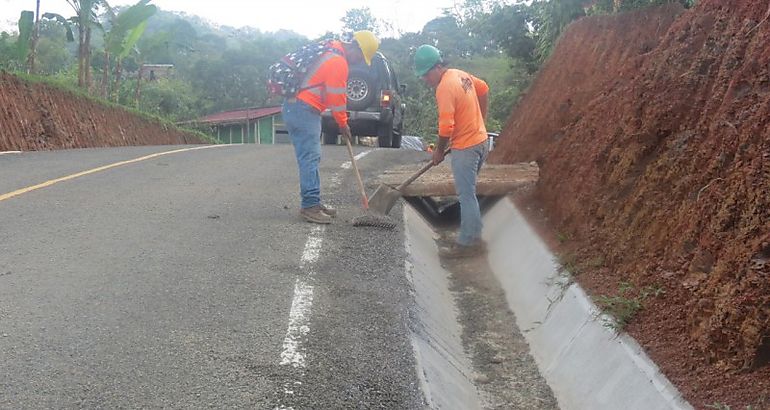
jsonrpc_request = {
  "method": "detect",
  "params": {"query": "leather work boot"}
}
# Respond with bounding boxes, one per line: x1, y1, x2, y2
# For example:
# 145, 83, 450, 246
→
319, 204, 337, 218
300, 205, 333, 224
439, 239, 487, 259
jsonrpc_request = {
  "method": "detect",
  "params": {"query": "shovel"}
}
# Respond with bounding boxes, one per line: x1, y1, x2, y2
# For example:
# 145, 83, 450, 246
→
368, 151, 447, 216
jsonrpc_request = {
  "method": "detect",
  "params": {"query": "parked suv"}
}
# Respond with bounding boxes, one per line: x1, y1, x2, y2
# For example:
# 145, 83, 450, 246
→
321, 52, 406, 148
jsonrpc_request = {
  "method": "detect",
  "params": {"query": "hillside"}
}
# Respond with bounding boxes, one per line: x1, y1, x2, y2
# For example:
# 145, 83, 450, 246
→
490, 1, 769, 408
0, 73, 205, 151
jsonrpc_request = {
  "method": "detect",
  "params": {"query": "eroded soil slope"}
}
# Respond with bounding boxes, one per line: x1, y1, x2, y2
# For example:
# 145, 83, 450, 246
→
0, 73, 204, 151
491, 2, 769, 408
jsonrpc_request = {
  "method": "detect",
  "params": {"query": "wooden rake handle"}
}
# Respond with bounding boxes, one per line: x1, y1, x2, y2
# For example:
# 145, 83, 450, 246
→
345, 137, 369, 210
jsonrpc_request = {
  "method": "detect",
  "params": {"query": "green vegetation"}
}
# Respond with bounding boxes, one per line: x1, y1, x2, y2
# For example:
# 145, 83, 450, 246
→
595, 282, 665, 332
0, 0, 691, 139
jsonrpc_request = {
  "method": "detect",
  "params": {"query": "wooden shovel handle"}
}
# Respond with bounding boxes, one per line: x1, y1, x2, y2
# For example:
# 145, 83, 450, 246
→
396, 149, 450, 191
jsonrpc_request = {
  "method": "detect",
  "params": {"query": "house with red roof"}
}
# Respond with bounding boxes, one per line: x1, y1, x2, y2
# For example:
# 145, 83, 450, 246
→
194, 106, 287, 144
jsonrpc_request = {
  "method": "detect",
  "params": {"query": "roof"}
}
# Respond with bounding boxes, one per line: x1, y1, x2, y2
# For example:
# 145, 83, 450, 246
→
196, 106, 282, 125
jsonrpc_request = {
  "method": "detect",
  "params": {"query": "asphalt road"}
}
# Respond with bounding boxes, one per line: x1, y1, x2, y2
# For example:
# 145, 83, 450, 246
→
0, 144, 429, 409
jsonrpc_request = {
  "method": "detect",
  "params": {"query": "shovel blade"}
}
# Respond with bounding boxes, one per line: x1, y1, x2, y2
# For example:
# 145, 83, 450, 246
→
368, 184, 402, 215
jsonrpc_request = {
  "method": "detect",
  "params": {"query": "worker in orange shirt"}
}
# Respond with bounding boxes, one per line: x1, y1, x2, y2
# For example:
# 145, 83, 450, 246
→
414, 44, 489, 258
282, 31, 379, 224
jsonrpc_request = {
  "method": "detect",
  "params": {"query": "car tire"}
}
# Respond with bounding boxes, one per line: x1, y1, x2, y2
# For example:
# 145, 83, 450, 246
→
322, 131, 338, 145
347, 66, 378, 111
391, 125, 402, 148
377, 122, 393, 148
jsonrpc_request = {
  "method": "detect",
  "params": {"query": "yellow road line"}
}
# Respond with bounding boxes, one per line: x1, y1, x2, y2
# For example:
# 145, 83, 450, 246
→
0, 145, 225, 202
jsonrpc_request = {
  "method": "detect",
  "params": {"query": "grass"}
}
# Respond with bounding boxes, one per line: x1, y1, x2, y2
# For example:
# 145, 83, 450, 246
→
595, 281, 665, 332
558, 252, 581, 276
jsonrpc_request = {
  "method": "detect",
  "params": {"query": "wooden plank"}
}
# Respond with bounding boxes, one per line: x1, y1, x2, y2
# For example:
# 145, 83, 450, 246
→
376, 162, 539, 197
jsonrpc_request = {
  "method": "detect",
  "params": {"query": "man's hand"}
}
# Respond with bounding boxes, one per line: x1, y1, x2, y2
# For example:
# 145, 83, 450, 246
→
432, 148, 446, 166
432, 137, 450, 165
340, 125, 353, 144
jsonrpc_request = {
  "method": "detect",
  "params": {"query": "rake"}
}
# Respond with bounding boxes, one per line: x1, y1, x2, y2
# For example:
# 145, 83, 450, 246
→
344, 137, 397, 229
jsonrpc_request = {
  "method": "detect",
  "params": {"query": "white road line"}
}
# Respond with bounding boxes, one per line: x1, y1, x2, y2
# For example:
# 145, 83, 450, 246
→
341, 149, 372, 169
279, 279, 314, 368
279, 225, 324, 368
0, 151, 22, 155
276, 157, 358, 407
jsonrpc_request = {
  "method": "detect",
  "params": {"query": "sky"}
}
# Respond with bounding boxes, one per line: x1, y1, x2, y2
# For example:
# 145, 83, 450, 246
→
0, 0, 464, 38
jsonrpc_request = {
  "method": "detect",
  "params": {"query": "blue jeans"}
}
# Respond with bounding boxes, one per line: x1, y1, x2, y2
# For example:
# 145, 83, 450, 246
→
450, 141, 489, 246
283, 100, 322, 209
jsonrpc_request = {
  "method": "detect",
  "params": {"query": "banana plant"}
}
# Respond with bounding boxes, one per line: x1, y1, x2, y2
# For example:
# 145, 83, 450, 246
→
45, 1, 107, 87
101, 0, 157, 100
41, 1, 102, 87
15, 11, 34, 66
18, 0, 42, 74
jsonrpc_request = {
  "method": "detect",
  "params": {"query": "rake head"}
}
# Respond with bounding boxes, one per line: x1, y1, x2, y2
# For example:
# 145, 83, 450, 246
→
352, 212, 397, 229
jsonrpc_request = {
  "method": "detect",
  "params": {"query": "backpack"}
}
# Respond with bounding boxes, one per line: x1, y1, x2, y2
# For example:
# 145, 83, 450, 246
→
267, 42, 342, 98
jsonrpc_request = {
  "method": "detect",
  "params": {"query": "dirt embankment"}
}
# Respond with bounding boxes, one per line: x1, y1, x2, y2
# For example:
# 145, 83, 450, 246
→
491, 2, 769, 408
0, 73, 204, 151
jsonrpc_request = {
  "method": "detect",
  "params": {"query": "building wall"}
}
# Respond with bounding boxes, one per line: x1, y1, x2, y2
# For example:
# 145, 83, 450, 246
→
212, 114, 284, 144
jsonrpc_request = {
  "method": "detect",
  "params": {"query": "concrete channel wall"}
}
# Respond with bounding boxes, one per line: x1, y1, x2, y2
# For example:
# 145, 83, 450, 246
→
404, 199, 694, 410
404, 207, 482, 409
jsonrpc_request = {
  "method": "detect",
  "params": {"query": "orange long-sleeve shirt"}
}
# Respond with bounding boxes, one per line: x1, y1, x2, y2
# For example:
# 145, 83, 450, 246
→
296, 41, 349, 128
436, 68, 489, 150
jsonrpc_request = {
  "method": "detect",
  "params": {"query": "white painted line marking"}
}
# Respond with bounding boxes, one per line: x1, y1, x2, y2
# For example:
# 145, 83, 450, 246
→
0, 151, 22, 155
277, 147, 361, 404
300, 233, 323, 269
279, 279, 314, 368
341, 149, 372, 169
279, 225, 324, 368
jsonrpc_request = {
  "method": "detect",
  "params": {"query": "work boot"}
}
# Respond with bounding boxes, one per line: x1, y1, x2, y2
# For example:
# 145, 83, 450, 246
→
320, 204, 337, 218
439, 239, 487, 259
300, 205, 332, 224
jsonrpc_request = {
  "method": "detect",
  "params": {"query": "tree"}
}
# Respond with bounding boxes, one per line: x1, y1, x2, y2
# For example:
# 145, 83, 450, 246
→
529, 0, 588, 62
63, 0, 107, 88
340, 7, 381, 35
420, 15, 480, 58
34, 20, 74, 75
26, 0, 41, 74
15, 11, 35, 71
101, 0, 157, 100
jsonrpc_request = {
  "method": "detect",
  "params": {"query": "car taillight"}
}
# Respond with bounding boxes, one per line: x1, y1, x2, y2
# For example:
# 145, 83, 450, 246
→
380, 91, 392, 108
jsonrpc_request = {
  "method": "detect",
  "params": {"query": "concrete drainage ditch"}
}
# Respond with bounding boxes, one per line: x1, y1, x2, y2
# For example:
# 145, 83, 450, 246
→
403, 198, 693, 410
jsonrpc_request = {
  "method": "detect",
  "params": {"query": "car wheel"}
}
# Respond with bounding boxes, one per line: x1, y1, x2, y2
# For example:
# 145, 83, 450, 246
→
377, 122, 393, 148
391, 125, 402, 148
322, 131, 338, 145
347, 66, 378, 111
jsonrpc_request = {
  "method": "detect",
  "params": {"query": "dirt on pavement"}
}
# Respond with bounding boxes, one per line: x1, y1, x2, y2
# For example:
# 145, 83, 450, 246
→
490, 2, 770, 408
0, 73, 204, 151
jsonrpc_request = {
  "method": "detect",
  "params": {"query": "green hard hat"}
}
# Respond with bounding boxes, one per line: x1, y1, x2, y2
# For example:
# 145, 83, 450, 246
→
414, 45, 442, 77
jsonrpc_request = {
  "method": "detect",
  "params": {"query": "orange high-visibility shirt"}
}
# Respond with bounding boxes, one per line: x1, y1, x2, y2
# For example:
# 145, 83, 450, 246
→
296, 41, 349, 128
436, 68, 489, 150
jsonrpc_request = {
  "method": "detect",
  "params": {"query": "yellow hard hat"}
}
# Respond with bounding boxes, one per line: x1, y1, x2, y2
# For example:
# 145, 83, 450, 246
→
353, 30, 380, 66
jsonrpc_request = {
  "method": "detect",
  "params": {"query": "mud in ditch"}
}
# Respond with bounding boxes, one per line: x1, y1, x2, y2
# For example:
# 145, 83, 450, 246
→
437, 230, 558, 410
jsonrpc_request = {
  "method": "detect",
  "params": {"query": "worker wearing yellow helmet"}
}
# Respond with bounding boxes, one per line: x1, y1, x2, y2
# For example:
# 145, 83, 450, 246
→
281, 30, 380, 224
